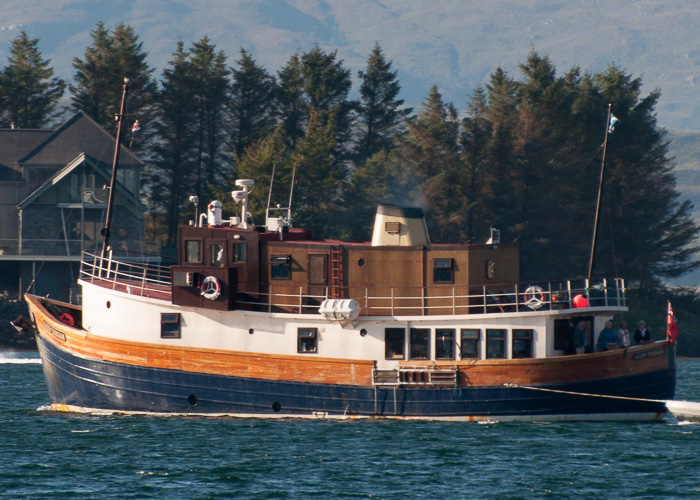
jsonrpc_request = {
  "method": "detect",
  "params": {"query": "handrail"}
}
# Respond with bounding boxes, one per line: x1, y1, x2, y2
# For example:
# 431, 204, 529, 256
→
78, 252, 627, 316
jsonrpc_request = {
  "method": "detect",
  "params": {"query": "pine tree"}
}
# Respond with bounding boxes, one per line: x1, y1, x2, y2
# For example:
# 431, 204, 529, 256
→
0, 31, 65, 129
71, 22, 156, 136
355, 43, 412, 163
230, 49, 277, 159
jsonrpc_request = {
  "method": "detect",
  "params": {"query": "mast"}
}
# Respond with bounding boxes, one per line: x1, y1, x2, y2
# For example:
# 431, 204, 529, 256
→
587, 104, 612, 282
100, 77, 129, 261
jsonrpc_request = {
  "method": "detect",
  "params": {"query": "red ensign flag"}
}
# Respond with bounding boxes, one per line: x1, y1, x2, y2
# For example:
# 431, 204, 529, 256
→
667, 302, 678, 343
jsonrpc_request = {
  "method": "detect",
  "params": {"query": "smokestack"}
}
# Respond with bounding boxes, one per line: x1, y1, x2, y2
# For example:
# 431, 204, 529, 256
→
371, 204, 430, 247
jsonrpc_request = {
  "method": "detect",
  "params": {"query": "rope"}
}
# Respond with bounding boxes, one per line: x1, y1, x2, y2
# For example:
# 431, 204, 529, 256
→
502, 382, 667, 404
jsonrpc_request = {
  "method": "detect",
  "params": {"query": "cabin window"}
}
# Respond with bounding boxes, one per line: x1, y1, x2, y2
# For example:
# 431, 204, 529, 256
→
409, 328, 430, 360
512, 329, 533, 358
460, 329, 480, 359
298, 328, 317, 353
435, 328, 455, 359
185, 240, 201, 263
232, 241, 246, 262
433, 258, 454, 283
270, 255, 291, 279
486, 329, 506, 359
385, 328, 405, 359
160, 313, 181, 339
209, 242, 225, 267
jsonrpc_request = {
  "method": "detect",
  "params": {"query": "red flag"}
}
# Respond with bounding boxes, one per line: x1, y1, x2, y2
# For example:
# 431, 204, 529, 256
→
667, 302, 678, 343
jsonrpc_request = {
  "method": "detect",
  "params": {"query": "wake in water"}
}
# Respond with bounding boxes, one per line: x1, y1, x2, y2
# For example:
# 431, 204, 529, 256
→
0, 352, 41, 364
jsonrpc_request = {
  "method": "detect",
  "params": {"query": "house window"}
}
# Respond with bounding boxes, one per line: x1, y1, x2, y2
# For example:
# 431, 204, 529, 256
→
161, 313, 181, 339
185, 240, 201, 263
232, 241, 246, 262
486, 329, 506, 359
435, 328, 455, 359
513, 329, 533, 358
209, 242, 225, 267
460, 329, 480, 359
298, 328, 317, 353
409, 328, 430, 360
271, 255, 291, 279
385, 328, 405, 359
433, 258, 454, 283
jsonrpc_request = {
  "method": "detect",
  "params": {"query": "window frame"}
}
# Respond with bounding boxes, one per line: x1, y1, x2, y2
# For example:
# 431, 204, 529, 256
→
433, 258, 454, 284
460, 328, 481, 359
435, 328, 456, 360
486, 328, 506, 359
297, 327, 318, 353
409, 328, 430, 360
160, 313, 181, 339
232, 241, 246, 263
208, 240, 226, 267
385, 328, 406, 360
185, 239, 202, 264
512, 329, 534, 359
270, 255, 292, 280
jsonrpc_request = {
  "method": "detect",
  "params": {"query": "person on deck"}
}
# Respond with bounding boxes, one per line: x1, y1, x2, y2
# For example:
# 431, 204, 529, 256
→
634, 320, 652, 345
597, 320, 617, 351
572, 320, 586, 355
617, 321, 631, 348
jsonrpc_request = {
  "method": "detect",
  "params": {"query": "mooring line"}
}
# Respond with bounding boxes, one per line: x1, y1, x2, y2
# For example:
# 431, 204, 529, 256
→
502, 382, 667, 404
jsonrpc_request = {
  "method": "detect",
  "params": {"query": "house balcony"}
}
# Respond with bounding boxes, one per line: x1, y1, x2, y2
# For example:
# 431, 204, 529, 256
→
0, 239, 161, 260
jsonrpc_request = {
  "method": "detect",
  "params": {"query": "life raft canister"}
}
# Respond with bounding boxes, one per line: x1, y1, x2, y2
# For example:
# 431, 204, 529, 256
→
59, 313, 75, 326
523, 285, 545, 310
200, 276, 221, 300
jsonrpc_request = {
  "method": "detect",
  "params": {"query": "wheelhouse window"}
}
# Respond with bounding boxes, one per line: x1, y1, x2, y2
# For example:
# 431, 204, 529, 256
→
185, 240, 201, 263
460, 329, 480, 359
385, 328, 405, 359
512, 329, 533, 358
161, 313, 181, 339
298, 328, 317, 353
486, 329, 506, 359
232, 241, 246, 262
409, 328, 430, 360
209, 242, 225, 267
435, 328, 455, 359
270, 255, 291, 279
433, 258, 454, 283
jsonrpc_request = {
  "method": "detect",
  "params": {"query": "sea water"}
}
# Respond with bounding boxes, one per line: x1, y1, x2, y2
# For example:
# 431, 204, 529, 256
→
1, 350, 699, 499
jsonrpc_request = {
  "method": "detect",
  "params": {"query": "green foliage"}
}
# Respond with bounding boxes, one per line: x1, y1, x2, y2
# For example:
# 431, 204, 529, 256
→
0, 31, 65, 128
70, 22, 157, 136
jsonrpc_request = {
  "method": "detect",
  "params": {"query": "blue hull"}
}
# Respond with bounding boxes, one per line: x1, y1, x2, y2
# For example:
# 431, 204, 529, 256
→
36, 333, 675, 419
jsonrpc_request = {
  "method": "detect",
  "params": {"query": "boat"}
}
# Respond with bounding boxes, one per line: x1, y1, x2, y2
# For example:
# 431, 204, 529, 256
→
25, 84, 676, 421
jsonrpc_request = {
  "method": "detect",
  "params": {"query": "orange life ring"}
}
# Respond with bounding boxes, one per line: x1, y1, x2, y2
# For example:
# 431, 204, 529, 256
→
59, 313, 75, 326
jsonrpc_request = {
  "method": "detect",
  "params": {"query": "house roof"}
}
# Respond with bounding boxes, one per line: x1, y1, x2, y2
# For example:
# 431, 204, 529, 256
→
18, 111, 142, 169
0, 129, 53, 181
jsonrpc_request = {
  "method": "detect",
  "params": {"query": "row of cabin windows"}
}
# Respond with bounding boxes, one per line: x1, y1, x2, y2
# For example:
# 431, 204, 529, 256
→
385, 327, 533, 360
160, 315, 532, 360
185, 240, 246, 267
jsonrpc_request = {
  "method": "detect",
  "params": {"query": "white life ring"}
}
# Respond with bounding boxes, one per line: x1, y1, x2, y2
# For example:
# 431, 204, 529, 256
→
524, 285, 545, 310
200, 276, 221, 300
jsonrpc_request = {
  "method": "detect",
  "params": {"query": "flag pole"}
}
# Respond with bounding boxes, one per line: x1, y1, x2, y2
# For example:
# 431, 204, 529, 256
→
588, 104, 612, 282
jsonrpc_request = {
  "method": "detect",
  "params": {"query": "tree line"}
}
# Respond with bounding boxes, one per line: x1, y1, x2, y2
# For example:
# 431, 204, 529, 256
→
1, 22, 698, 287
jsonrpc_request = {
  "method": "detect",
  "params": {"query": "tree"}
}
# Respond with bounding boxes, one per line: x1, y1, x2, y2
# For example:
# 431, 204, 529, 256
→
230, 49, 277, 160
71, 22, 157, 137
355, 43, 412, 163
149, 41, 199, 244
0, 31, 65, 128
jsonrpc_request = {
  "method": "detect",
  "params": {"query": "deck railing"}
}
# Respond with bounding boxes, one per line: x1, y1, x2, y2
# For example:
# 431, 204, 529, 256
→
79, 251, 627, 315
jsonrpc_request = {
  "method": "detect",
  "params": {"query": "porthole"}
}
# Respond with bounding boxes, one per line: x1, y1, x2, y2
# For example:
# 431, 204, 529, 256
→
188, 394, 198, 406
249, 328, 254, 335
357, 257, 366, 267
272, 401, 282, 412
106, 301, 111, 309
360, 328, 368, 337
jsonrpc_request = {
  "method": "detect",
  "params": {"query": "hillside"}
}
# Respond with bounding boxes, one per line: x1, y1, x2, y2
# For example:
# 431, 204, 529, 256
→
2, 1, 700, 129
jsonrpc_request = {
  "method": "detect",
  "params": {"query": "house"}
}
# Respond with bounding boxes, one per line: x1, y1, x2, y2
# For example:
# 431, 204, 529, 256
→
0, 111, 148, 302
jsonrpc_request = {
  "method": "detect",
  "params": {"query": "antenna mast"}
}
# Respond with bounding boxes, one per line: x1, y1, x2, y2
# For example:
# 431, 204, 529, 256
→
588, 104, 612, 282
